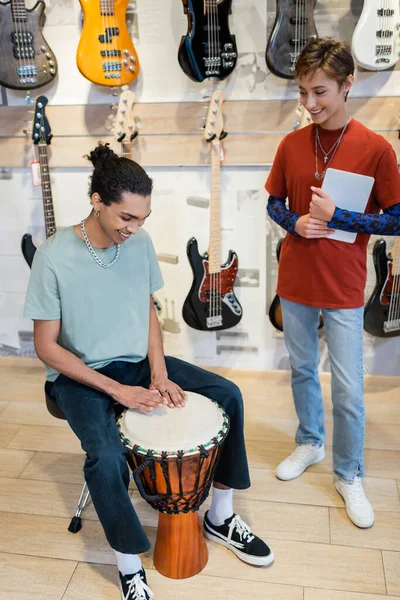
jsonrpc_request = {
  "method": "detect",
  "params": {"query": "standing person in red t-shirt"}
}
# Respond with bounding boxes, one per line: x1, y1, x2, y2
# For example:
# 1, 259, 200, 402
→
266, 38, 400, 529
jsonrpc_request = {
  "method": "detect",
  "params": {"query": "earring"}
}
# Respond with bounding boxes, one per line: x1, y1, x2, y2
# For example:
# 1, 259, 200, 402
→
95, 210, 100, 218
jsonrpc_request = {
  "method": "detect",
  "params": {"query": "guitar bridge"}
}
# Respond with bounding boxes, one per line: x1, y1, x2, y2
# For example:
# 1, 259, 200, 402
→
206, 315, 223, 329
383, 319, 400, 333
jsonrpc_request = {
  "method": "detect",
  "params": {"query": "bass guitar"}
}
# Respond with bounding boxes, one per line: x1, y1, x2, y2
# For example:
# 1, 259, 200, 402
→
268, 238, 323, 331
266, 0, 318, 79
0, 0, 57, 90
352, 0, 400, 71
364, 238, 400, 337
77, 0, 139, 86
178, 0, 237, 82
21, 95, 56, 268
182, 90, 242, 331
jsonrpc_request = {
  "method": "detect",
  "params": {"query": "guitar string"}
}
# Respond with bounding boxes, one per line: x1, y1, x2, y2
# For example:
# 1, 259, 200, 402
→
20, 0, 31, 79
293, 0, 297, 71
15, 0, 27, 82
391, 241, 400, 326
216, 0, 221, 74
211, 0, 216, 74
387, 240, 398, 327
206, 0, 211, 76
100, 0, 106, 76
111, 0, 123, 82
13, 0, 24, 85
38, 110, 55, 238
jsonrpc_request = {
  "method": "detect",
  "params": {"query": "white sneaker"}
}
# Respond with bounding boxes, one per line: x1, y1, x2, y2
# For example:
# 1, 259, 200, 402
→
335, 476, 374, 528
276, 444, 325, 481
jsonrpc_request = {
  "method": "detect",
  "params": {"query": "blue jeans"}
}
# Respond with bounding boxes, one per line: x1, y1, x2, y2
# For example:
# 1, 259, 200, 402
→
280, 298, 365, 482
51, 357, 250, 554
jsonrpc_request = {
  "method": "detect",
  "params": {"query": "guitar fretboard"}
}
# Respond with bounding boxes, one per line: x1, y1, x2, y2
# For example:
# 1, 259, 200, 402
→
38, 144, 56, 239
11, 0, 27, 21
208, 140, 221, 274
100, 0, 115, 16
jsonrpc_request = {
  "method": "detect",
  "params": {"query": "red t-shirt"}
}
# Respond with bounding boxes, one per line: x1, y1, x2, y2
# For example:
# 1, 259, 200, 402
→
265, 119, 400, 309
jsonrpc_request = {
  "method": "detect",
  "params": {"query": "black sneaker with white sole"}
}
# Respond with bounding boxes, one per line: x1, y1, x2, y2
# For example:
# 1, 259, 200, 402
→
203, 511, 274, 567
119, 569, 154, 600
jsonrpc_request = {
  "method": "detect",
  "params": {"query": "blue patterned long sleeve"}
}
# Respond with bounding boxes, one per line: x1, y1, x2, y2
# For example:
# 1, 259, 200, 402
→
328, 203, 400, 235
267, 195, 300, 235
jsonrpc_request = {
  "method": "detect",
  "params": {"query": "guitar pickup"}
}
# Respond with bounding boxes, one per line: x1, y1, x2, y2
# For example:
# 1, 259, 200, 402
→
376, 30, 393, 37
377, 8, 394, 15
101, 49, 121, 57
206, 315, 223, 329
290, 38, 310, 46
290, 17, 308, 24
376, 57, 390, 63
99, 27, 120, 43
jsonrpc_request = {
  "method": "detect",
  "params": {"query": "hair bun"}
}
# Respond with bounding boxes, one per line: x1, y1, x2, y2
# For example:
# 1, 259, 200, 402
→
87, 143, 119, 168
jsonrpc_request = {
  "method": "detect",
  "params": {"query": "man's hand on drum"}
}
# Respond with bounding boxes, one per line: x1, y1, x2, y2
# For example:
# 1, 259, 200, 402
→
150, 376, 187, 409
113, 385, 165, 412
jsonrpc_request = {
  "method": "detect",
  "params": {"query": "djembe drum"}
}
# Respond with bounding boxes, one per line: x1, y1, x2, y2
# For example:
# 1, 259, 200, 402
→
117, 391, 229, 579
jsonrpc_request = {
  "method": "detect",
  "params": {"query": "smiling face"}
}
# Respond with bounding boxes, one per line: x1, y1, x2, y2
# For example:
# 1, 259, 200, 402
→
92, 191, 152, 245
298, 69, 353, 130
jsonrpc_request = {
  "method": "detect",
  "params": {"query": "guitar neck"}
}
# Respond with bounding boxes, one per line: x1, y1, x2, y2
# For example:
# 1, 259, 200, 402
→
11, 0, 27, 21
121, 139, 132, 159
208, 140, 221, 274
38, 144, 56, 239
99, 0, 115, 16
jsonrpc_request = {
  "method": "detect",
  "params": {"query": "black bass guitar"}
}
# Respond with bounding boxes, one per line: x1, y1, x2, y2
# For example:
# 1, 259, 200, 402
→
178, 0, 237, 82
182, 90, 242, 331
364, 238, 400, 337
266, 0, 318, 79
0, 0, 57, 90
268, 238, 323, 331
21, 95, 56, 268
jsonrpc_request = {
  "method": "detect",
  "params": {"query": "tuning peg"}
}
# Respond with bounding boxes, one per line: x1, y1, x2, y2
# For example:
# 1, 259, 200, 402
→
26, 110, 34, 114
135, 119, 142, 130
22, 129, 32, 135
110, 104, 117, 110
23, 119, 33, 124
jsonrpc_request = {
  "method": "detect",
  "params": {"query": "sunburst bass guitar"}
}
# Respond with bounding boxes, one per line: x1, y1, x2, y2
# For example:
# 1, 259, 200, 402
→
182, 90, 242, 331
77, 0, 139, 86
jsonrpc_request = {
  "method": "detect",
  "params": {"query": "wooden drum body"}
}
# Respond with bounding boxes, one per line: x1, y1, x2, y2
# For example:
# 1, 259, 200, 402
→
117, 392, 229, 579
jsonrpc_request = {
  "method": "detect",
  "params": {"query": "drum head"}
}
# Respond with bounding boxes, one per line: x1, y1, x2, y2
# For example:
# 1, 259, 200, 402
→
118, 391, 228, 456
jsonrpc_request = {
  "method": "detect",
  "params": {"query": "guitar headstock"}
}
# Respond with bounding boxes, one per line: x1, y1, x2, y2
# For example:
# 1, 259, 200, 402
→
204, 90, 227, 142
32, 96, 52, 145
114, 90, 138, 143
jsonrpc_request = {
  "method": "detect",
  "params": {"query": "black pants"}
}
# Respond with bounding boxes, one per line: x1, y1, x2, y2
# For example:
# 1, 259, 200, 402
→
51, 357, 251, 554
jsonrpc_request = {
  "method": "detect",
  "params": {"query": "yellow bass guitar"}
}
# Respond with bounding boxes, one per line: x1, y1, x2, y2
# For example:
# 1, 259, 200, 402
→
77, 0, 139, 86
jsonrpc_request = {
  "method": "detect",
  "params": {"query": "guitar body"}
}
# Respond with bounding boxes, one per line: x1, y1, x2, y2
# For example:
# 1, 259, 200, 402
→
77, 0, 139, 86
21, 233, 37, 268
178, 0, 237, 82
364, 239, 400, 337
268, 238, 323, 331
352, 0, 400, 71
0, 1, 57, 90
182, 238, 242, 331
266, 0, 318, 79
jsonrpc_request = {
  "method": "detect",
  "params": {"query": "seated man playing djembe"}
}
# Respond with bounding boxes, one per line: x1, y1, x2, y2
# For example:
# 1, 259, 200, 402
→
24, 143, 273, 600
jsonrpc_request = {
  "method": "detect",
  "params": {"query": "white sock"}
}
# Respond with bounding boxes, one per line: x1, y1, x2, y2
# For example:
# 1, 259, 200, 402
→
207, 487, 234, 526
114, 550, 142, 576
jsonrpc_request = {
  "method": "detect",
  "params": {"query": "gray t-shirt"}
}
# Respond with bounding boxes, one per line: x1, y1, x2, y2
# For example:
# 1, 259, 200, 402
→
24, 226, 164, 381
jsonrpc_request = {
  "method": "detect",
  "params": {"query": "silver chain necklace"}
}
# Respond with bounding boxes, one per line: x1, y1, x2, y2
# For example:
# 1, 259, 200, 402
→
314, 117, 350, 182
80, 219, 120, 268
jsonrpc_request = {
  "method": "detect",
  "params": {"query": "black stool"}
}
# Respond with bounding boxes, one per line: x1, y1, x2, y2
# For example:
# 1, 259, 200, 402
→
45, 381, 90, 534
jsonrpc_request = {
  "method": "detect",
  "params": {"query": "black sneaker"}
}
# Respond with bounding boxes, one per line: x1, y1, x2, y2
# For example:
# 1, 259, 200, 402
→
119, 569, 154, 600
204, 511, 274, 567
